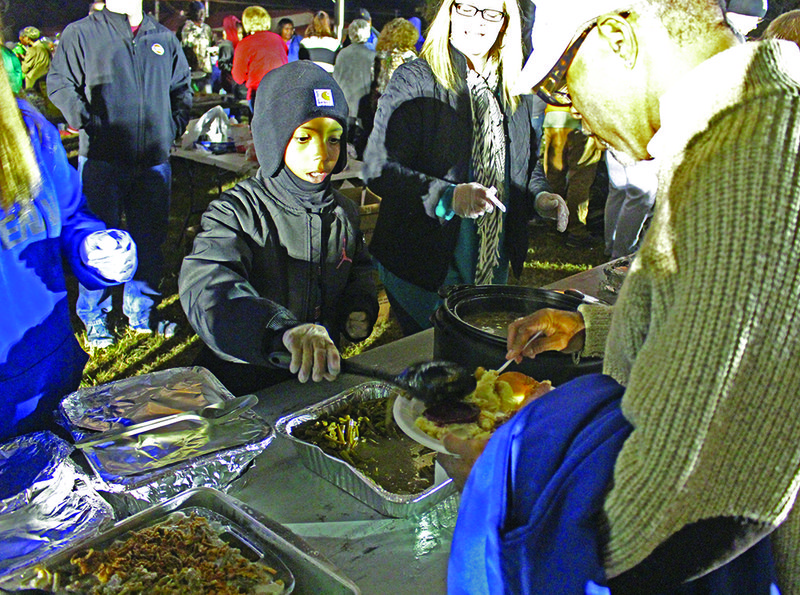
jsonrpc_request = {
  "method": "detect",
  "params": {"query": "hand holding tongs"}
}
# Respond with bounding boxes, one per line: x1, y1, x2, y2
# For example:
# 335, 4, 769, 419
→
74, 394, 258, 449
497, 330, 544, 374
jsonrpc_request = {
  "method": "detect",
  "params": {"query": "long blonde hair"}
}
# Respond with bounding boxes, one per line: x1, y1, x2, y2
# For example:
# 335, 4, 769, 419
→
0, 19, 40, 214
421, 0, 523, 110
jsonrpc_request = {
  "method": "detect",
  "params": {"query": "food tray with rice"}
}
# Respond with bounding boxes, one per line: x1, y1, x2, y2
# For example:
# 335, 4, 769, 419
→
0, 487, 362, 595
59, 367, 275, 518
274, 381, 458, 519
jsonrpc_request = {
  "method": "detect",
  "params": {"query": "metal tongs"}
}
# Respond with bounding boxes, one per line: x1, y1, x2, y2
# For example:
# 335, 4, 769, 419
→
74, 394, 258, 449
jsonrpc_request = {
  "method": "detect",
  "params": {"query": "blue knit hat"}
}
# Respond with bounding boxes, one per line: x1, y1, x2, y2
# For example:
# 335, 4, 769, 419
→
252, 61, 349, 177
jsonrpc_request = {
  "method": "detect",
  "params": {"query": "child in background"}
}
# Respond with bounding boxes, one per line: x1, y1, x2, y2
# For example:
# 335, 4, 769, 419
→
180, 61, 378, 396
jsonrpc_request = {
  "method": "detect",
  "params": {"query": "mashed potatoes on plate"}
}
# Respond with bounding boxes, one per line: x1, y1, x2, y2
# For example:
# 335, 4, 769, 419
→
414, 368, 551, 441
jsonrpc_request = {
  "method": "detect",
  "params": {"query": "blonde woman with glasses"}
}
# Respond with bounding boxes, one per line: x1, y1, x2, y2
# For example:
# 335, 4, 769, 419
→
362, 0, 567, 337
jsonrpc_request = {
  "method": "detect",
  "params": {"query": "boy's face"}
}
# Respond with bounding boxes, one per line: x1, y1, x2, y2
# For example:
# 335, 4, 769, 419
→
284, 117, 343, 184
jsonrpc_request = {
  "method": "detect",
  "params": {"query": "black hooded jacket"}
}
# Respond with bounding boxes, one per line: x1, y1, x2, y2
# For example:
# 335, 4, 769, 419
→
179, 62, 378, 394
363, 48, 550, 292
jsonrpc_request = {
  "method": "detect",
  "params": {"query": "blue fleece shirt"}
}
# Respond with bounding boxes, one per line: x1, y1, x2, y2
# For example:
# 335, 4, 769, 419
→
448, 373, 780, 595
0, 101, 113, 440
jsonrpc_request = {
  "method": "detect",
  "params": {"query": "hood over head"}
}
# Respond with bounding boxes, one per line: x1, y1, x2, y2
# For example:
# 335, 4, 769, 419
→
252, 61, 349, 177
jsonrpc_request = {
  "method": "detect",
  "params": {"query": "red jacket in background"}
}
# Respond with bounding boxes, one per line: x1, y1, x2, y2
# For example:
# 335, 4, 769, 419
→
232, 31, 287, 100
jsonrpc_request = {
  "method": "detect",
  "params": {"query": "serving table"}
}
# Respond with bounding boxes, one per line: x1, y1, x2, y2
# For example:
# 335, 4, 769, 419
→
229, 265, 617, 594
236, 331, 449, 595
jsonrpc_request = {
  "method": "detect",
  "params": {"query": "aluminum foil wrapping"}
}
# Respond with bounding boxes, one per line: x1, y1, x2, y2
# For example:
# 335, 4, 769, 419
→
60, 367, 230, 432
275, 381, 457, 518
0, 432, 113, 578
60, 368, 275, 518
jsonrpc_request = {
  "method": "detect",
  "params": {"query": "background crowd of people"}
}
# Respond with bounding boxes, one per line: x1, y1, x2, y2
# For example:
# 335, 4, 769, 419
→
5, 0, 800, 593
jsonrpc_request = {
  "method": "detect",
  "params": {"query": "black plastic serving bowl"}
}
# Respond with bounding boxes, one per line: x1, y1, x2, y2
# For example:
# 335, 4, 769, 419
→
432, 285, 603, 386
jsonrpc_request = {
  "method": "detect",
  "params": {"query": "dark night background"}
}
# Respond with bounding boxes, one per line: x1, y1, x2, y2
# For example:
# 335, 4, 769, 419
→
0, 0, 429, 42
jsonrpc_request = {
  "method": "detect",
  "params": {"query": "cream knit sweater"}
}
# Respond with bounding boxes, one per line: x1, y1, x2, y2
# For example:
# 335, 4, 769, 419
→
579, 40, 800, 591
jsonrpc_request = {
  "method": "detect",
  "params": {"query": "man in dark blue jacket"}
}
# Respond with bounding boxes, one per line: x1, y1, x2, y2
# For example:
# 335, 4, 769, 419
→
47, 0, 192, 347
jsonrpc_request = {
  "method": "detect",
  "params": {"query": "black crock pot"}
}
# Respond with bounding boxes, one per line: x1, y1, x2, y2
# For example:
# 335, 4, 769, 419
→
432, 285, 603, 385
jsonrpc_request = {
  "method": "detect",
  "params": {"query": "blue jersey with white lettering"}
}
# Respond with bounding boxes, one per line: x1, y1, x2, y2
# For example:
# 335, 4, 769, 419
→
0, 100, 111, 439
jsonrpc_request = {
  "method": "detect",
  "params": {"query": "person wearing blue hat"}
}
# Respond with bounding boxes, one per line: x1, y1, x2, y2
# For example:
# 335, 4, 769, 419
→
180, 61, 378, 396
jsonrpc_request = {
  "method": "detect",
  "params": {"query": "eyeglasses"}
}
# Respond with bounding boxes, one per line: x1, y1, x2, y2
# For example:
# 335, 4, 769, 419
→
452, 3, 506, 23
535, 22, 596, 107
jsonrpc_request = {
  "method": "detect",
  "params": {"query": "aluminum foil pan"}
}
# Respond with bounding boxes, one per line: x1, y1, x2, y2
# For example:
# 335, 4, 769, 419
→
60, 366, 231, 432
60, 368, 275, 518
275, 381, 457, 518
0, 432, 113, 578
0, 487, 361, 595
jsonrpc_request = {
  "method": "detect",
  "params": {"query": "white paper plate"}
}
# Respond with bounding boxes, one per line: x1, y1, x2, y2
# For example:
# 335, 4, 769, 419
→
392, 396, 451, 454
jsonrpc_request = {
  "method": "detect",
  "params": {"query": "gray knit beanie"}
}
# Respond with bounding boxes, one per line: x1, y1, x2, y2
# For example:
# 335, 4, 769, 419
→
252, 61, 349, 177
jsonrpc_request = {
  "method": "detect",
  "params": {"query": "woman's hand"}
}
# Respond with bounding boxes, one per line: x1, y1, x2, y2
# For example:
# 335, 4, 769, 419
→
282, 324, 340, 382
438, 433, 490, 491
534, 192, 569, 232
506, 308, 586, 362
452, 183, 506, 219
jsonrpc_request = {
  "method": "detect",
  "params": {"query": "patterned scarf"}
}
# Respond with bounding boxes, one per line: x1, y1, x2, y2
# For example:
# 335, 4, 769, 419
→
467, 63, 506, 285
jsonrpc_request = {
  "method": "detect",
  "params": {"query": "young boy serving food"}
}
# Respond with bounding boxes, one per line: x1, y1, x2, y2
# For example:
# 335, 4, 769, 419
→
179, 61, 378, 396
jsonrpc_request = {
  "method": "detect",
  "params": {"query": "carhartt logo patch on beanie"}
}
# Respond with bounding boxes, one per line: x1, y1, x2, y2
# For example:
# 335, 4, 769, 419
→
314, 89, 334, 107
252, 61, 349, 177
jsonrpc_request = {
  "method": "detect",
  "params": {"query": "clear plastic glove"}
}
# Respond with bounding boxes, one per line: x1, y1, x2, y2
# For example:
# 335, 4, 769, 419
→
345, 311, 370, 341
452, 183, 506, 219
535, 192, 569, 232
282, 323, 340, 383
79, 229, 137, 283
506, 308, 586, 362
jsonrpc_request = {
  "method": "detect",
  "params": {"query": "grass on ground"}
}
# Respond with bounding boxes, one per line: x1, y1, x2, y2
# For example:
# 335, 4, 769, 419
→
71, 159, 609, 387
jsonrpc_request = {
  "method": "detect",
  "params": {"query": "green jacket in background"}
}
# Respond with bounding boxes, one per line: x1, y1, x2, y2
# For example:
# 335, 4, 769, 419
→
1, 47, 23, 93
20, 39, 50, 90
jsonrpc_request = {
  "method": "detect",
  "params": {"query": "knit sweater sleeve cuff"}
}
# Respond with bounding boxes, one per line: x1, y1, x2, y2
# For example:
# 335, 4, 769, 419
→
577, 303, 612, 358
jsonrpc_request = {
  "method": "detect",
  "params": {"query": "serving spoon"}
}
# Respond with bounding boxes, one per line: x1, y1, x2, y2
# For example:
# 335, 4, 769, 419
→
268, 352, 476, 405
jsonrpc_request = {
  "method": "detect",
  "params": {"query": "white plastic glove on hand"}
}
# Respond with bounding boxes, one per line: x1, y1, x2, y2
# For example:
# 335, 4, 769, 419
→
345, 311, 370, 341
535, 192, 569, 232
282, 323, 341, 383
79, 229, 137, 283
452, 183, 506, 219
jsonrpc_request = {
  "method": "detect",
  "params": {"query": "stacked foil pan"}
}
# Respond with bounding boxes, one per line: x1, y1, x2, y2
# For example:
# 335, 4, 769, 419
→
0, 431, 113, 579
59, 367, 274, 517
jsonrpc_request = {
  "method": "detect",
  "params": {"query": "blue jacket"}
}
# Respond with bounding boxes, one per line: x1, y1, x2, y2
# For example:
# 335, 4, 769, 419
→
287, 35, 302, 62
47, 8, 192, 166
0, 101, 114, 440
448, 373, 780, 595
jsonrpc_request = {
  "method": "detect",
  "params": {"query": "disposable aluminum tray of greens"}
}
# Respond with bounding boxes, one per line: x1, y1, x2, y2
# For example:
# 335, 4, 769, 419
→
0, 487, 362, 595
274, 381, 458, 519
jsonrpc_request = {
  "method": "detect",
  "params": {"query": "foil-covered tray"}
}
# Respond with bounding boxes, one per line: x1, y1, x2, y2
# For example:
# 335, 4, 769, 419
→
59, 367, 275, 518
60, 367, 233, 433
274, 381, 457, 518
0, 432, 113, 578
0, 487, 361, 595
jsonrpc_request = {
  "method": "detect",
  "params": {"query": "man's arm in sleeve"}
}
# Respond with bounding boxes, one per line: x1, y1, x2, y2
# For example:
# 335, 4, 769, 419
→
169, 35, 193, 140
46, 27, 92, 130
